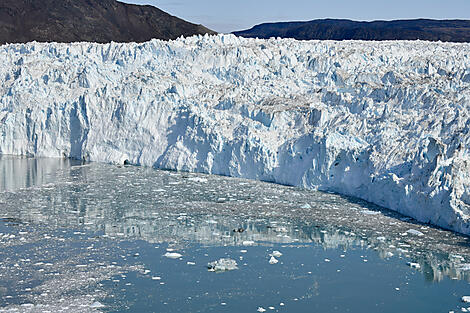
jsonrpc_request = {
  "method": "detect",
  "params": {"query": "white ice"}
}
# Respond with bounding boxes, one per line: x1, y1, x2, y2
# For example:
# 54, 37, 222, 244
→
1, 34, 470, 234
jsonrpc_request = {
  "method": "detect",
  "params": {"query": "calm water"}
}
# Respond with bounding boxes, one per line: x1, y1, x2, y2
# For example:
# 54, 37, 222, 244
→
0, 156, 470, 312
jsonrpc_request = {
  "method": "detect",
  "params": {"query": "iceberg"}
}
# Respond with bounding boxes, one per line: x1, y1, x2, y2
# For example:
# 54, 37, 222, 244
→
207, 258, 238, 272
1, 34, 470, 234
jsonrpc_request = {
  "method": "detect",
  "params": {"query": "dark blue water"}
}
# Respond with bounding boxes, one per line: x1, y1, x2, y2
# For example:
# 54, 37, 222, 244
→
0, 156, 469, 312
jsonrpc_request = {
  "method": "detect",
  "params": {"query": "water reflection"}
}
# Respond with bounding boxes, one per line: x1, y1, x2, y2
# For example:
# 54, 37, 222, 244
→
0, 156, 81, 191
1, 156, 470, 284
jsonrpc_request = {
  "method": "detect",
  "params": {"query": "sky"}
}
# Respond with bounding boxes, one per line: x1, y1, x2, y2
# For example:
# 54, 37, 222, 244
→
123, 0, 470, 33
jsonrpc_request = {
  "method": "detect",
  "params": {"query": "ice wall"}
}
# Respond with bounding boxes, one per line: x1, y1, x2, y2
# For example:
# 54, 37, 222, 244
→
1, 34, 470, 234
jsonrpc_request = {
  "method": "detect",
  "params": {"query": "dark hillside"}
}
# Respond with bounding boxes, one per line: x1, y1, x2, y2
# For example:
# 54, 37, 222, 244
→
0, 0, 216, 44
233, 19, 470, 42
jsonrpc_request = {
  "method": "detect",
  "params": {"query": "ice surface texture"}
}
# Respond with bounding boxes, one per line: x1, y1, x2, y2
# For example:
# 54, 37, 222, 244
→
1, 34, 470, 234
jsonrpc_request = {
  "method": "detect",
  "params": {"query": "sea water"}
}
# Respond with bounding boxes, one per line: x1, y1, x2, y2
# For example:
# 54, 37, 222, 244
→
0, 156, 469, 312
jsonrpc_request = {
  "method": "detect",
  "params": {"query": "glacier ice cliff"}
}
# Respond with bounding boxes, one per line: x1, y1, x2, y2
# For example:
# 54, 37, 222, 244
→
1, 34, 470, 234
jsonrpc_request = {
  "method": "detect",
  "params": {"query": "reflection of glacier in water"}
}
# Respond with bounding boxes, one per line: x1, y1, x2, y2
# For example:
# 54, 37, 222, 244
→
1, 155, 470, 286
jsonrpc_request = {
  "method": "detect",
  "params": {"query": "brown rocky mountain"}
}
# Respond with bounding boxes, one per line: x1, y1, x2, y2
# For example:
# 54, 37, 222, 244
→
0, 0, 216, 44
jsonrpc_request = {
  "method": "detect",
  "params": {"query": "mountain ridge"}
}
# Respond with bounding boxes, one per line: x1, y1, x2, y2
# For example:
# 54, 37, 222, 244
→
233, 18, 470, 42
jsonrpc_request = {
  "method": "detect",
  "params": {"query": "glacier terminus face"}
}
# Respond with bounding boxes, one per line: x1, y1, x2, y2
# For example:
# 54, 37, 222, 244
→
1, 34, 470, 234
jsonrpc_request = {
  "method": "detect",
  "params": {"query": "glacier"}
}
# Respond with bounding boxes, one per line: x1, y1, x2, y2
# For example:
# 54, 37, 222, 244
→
0, 34, 470, 234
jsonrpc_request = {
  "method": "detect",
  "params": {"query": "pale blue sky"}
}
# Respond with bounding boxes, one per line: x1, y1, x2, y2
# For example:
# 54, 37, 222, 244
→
123, 0, 470, 33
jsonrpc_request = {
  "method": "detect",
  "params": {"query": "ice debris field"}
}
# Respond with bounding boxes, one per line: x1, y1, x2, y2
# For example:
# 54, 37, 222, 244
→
0, 34, 470, 234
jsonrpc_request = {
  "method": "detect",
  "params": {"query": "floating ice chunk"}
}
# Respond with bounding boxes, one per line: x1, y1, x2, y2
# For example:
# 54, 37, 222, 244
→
21, 304, 34, 308
406, 229, 424, 236
90, 302, 105, 309
188, 177, 208, 183
242, 240, 255, 246
207, 258, 238, 272
407, 262, 421, 269
270, 251, 283, 258
462, 296, 470, 303
164, 252, 183, 259
385, 252, 394, 258
152, 276, 162, 280
257, 307, 267, 312
301, 203, 311, 209
324, 258, 331, 262
187, 262, 196, 265
269, 256, 279, 264
377, 236, 386, 241
273, 227, 288, 233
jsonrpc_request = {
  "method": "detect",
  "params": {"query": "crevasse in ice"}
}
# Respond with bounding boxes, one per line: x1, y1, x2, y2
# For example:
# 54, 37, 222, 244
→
1, 34, 470, 234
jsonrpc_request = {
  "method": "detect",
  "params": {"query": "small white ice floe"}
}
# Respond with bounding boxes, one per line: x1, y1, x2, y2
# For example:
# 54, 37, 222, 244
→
90, 302, 105, 309
462, 296, 470, 303
324, 258, 331, 262
164, 252, 183, 259
377, 236, 386, 241
301, 203, 311, 209
269, 256, 279, 265
188, 177, 208, 183
152, 276, 162, 280
242, 240, 255, 246
207, 258, 238, 272
273, 227, 288, 233
406, 229, 424, 236
20, 304, 34, 308
407, 262, 421, 269
187, 262, 196, 265
385, 252, 394, 258
257, 307, 267, 312
270, 251, 283, 258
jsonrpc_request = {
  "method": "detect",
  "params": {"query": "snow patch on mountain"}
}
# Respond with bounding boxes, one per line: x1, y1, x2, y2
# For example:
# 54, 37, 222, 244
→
1, 35, 470, 234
